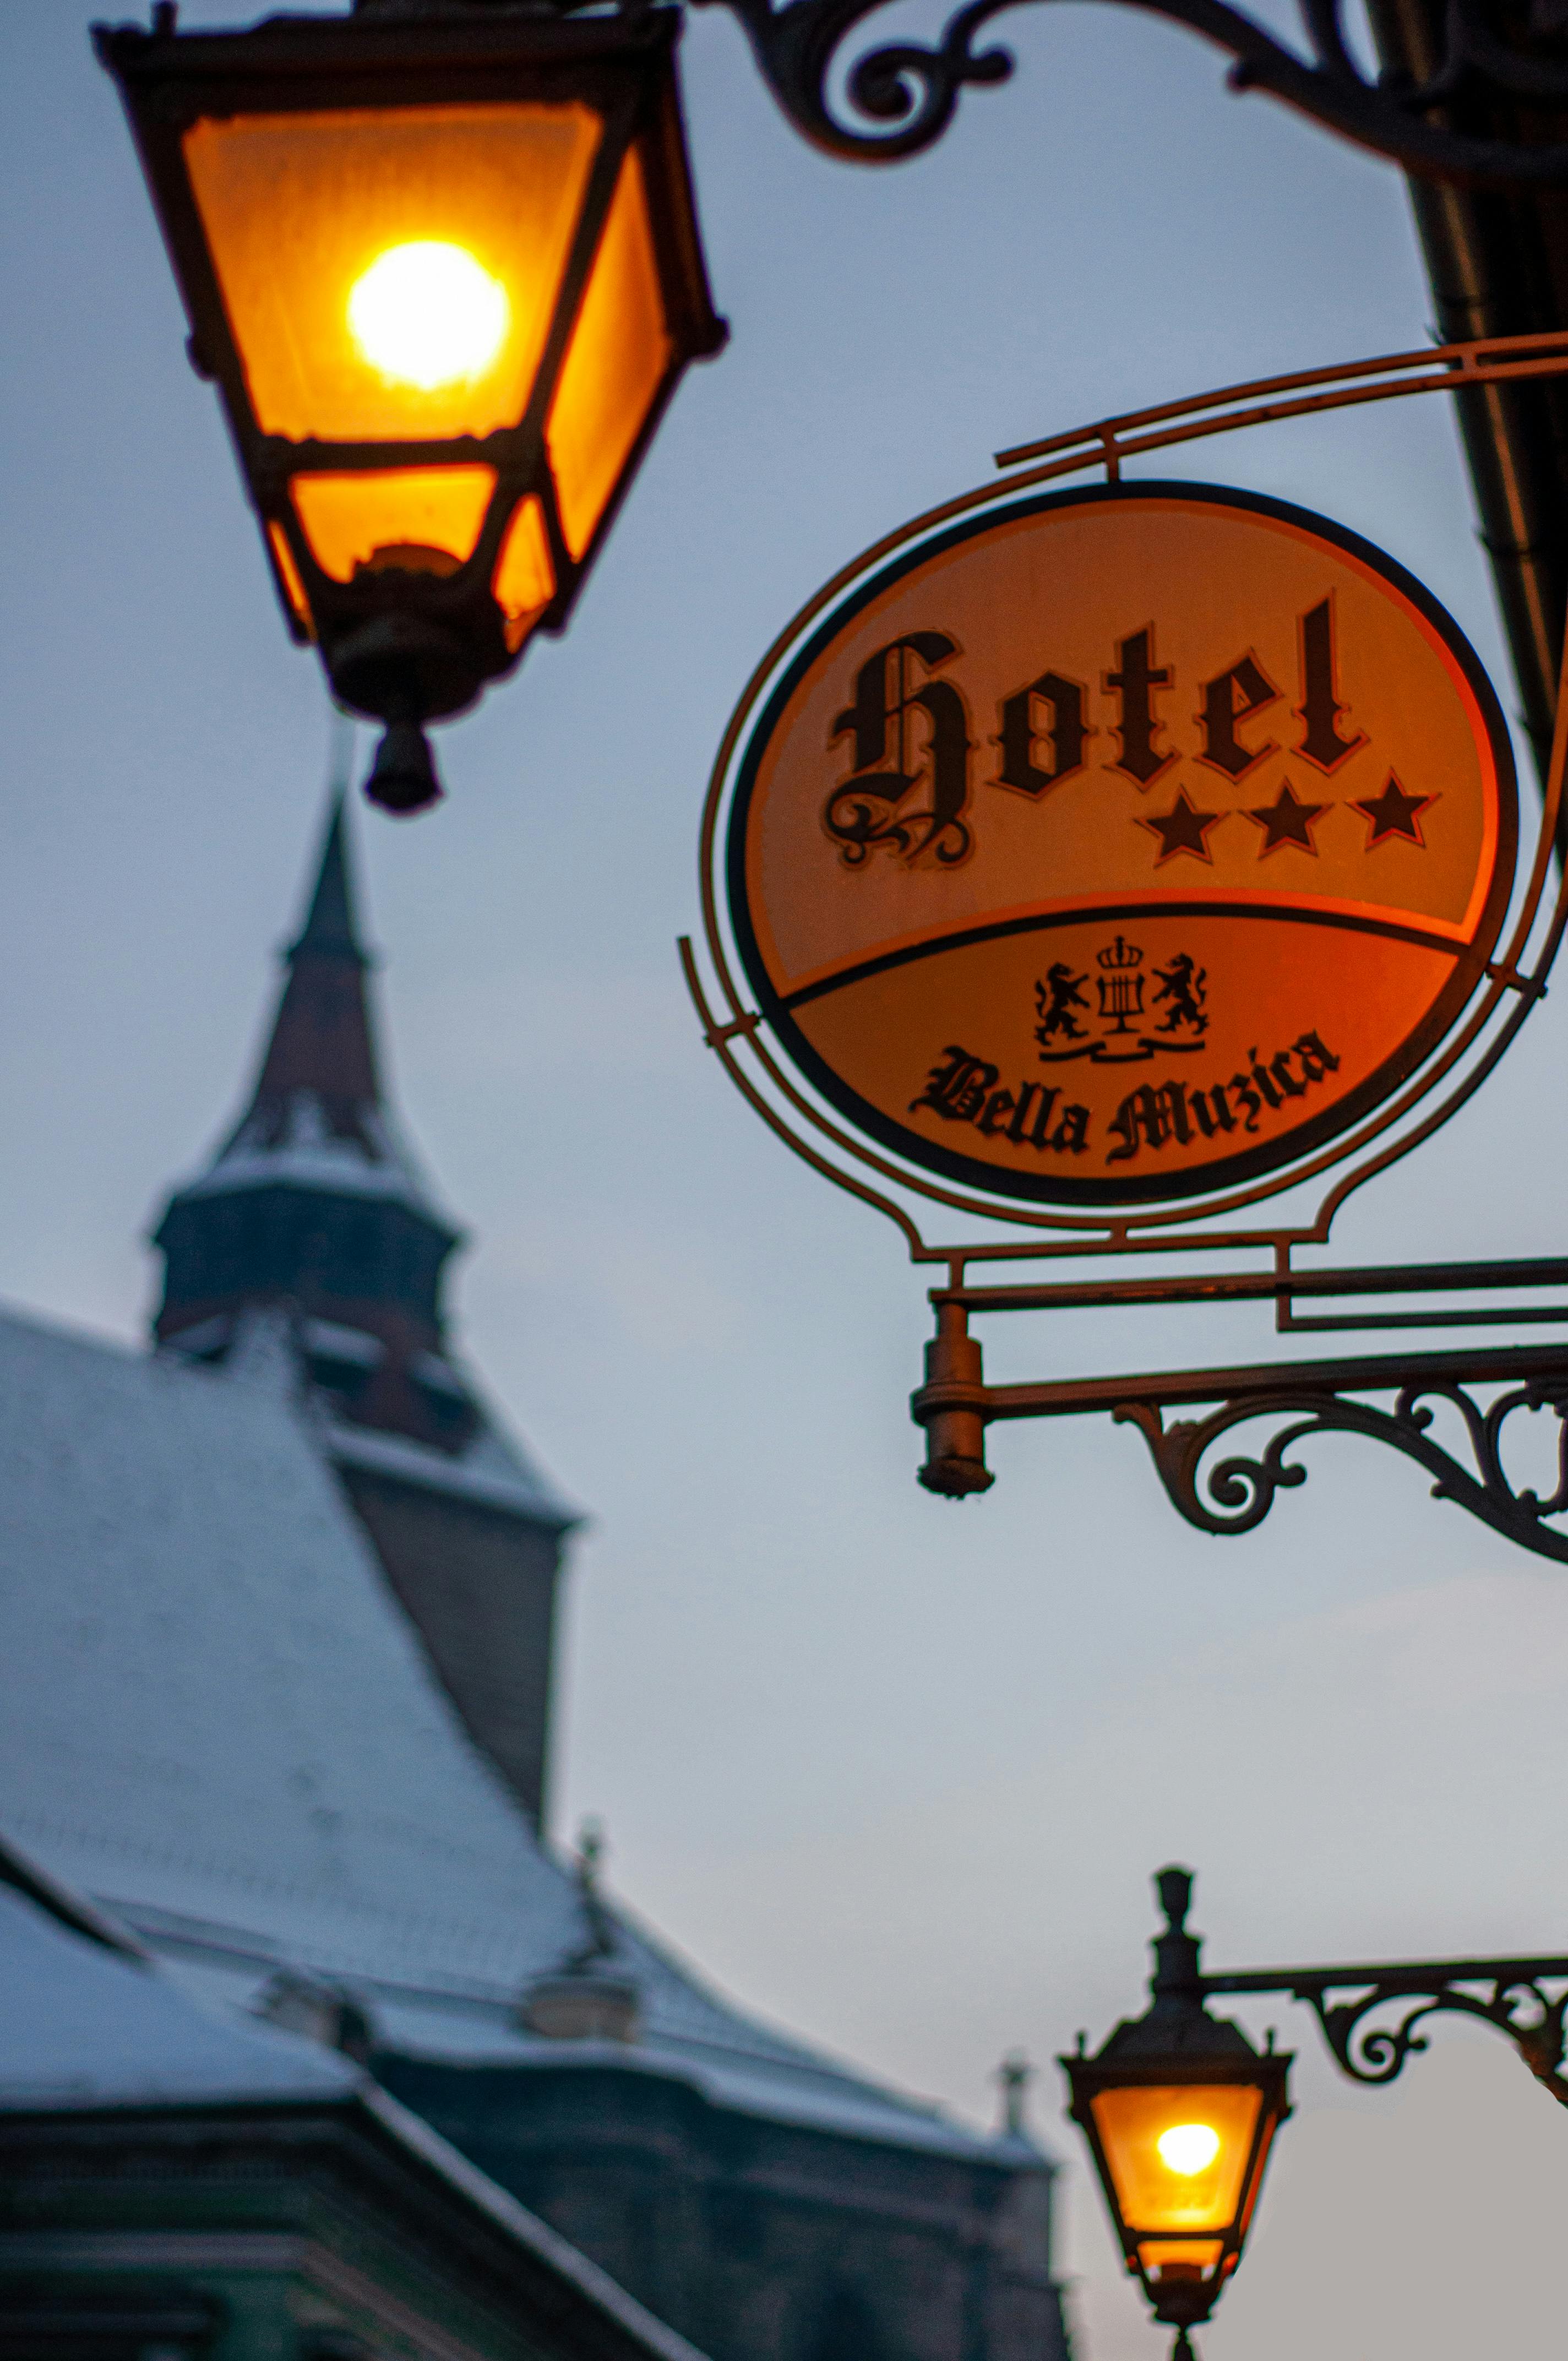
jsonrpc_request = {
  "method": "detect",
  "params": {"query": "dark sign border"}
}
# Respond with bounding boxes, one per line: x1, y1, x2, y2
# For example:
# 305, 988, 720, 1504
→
724, 481, 1518, 1209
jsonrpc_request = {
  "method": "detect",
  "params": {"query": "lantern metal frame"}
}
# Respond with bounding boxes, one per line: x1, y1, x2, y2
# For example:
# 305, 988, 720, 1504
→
1071, 1867, 1568, 2358
95, 2, 725, 802
684, 332, 1568, 1559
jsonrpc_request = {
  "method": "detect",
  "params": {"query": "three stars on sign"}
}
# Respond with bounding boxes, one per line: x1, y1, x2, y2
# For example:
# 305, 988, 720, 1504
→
1137, 770, 1436, 863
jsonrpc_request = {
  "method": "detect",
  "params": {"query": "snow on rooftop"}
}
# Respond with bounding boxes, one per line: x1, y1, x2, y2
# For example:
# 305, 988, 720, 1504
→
0, 1303, 1006, 2164
170, 1092, 459, 1229
0, 1882, 357, 2112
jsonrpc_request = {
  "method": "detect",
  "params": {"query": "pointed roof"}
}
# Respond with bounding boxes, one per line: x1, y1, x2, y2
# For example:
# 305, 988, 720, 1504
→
246, 790, 382, 1139
290, 791, 366, 965
156, 792, 455, 1243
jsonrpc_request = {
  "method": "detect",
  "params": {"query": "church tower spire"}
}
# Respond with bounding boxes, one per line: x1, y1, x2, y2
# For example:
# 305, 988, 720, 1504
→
150, 788, 577, 1831
153, 792, 464, 1443
252, 789, 380, 1119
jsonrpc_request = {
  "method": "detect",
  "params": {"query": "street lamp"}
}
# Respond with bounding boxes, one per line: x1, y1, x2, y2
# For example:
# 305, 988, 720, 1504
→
95, 0, 725, 813
1069, 1866, 1568, 2357
1062, 1869, 1291, 2360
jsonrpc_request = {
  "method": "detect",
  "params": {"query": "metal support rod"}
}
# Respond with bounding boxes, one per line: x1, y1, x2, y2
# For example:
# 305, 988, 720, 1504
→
932, 1252, 1568, 1319
914, 1337, 1568, 1423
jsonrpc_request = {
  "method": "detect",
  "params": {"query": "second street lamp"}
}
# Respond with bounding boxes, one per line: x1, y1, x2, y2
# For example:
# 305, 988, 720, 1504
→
95, 0, 725, 814
1072, 1866, 1568, 2358
1063, 1868, 1291, 2360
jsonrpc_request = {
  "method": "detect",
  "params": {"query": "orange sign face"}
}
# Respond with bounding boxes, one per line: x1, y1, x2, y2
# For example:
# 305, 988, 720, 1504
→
726, 485, 1517, 1206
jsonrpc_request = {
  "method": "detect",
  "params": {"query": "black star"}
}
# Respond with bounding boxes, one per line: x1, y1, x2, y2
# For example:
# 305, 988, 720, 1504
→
1137, 788, 1223, 865
1354, 771, 1436, 848
1246, 778, 1326, 856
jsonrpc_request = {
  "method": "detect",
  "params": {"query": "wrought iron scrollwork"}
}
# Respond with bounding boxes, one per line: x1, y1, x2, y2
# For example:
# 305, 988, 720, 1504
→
1115, 1377, 1568, 1563
1146, 1872, 1568, 2109
1302, 1974, 1568, 2101
689, 0, 1568, 178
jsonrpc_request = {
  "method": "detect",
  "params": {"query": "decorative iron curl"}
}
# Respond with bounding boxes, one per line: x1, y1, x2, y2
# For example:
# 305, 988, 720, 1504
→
1306, 1977, 1568, 2103
1114, 1378, 1568, 1562
689, 0, 1568, 177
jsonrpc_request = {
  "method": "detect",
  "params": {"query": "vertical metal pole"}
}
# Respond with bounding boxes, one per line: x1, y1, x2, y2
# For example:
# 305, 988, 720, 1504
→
917, 1298, 994, 1496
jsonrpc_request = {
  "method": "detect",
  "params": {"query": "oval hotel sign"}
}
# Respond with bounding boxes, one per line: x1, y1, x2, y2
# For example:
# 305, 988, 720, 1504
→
725, 485, 1517, 1206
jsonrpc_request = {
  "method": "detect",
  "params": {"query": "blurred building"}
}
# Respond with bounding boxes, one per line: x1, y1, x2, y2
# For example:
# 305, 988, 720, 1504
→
0, 801, 1069, 2361
0, 1835, 710, 2361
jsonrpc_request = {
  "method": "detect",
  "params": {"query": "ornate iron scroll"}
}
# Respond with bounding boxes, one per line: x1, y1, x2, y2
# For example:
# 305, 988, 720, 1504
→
1136, 1872, 1568, 2106
1204, 1959, 1568, 2103
1115, 1370, 1568, 1561
685, 0, 1568, 177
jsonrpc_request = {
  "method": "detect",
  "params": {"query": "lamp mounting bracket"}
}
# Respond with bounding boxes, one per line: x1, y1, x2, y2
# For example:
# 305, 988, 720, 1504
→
912, 1294, 1568, 1562
1148, 1868, 1568, 2104
1205, 1952, 1568, 2101
334, 0, 1568, 182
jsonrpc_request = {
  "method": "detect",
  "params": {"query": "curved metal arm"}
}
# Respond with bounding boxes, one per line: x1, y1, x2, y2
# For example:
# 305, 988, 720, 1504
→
1206, 1959, 1568, 2103
692, 0, 1568, 175
1116, 1375, 1568, 1562
1146, 1871, 1568, 2107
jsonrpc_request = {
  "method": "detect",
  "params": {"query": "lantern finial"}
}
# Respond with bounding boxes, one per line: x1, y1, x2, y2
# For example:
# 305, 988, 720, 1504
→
366, 717, 443, 817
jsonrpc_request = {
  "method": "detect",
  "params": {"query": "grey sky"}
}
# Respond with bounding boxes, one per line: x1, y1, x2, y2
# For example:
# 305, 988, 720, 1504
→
6, 2, 1568, 2353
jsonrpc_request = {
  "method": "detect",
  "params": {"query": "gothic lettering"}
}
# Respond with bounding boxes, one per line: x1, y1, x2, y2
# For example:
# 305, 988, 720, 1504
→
1188, 1083, 1235, 1138
995, 670, 1090, 798
1105, 1083, 1190, 1162
1293, 1030, 1341, 1085
1296, 597, 1365, 772
910, 1046, 998, 1123
1104, 1032, 1340, 1158
825, 634, 973, 868
1197, 651, 1280, 779
1104, 627, 1174, 787
911, 1047, 1087, 1154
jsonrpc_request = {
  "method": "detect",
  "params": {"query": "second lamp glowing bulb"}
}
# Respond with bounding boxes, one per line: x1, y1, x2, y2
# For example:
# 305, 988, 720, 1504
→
1157, 2123, 1222, 2176
349, 240, 509, 390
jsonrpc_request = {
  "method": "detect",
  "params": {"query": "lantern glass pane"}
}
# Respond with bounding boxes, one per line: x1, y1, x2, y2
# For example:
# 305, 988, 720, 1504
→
547, 145, 671, 560
266, 521, 312, 633
292, 466, 496, 581
1135, 2239, 1226, 2273
492, 496, 556, 651
184, 105, 602, 443
1090, 2084, 1264, 2233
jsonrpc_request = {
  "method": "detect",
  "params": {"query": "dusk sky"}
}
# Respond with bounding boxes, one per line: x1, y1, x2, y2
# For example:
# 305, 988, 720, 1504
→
7, 0, 1568, 2353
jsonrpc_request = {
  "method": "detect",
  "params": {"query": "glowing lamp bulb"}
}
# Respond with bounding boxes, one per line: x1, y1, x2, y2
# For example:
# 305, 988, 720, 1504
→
348, 242, 509, 390
1157, 2123, 1222, 2177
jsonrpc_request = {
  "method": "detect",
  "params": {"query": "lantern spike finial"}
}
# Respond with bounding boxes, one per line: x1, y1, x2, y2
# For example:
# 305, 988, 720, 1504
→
364, 717, 443, 818
1171, 2331, 1199, 2361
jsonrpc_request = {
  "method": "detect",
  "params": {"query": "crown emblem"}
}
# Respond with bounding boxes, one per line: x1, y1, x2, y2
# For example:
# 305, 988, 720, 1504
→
1096, 934, 1143, 972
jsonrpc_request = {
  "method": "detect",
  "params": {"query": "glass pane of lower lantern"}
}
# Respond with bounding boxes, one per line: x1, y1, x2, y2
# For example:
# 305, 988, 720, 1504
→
184, 104, 601, 443
1090, 2085, 1263, 2233
292, 466, 496, 582
547, 146, 672, 560
492, 496, 556, 651
1136, 2240, 1226, 2275
265, 521, 312, 634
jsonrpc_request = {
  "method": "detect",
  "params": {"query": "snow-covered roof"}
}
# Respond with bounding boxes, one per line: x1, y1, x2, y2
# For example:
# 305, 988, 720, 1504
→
0, 1876, 356, 2112
322, 1401, 580, 1524
169, 1089, 458, 1229
0, 1303, 1012, 2165
0, 1863, 715, 2361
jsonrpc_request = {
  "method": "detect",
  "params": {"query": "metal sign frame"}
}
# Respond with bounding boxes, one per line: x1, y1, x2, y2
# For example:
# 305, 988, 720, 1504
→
682, 331, 1568, 1558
